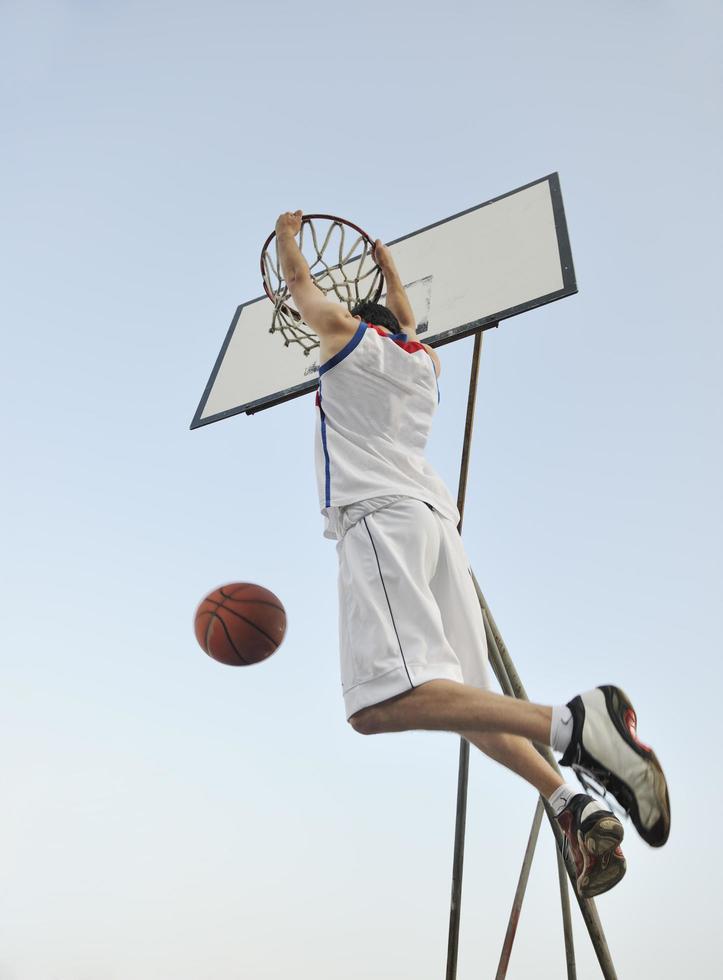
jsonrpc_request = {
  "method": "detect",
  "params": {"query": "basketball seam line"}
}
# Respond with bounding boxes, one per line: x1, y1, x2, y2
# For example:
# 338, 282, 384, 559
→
212, 611, 251, 665
220, 586, 285, 613
219, 592, 285, 613
205, 597, 281, 647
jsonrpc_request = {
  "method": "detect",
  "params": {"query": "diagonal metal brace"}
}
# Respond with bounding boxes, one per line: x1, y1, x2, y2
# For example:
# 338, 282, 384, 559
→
474, 574, 617, 980
495, 797, 546, 979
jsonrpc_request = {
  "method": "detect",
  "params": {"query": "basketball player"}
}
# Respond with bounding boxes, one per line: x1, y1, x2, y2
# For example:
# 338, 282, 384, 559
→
275, 210, 670, 898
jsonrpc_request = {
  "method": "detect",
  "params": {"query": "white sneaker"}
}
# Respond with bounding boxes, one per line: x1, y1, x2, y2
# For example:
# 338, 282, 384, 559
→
560, 686, 670, 847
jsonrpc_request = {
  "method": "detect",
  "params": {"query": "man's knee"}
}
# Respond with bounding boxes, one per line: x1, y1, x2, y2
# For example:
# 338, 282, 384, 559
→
348, 684, 438, 735
348, 705, 383, 735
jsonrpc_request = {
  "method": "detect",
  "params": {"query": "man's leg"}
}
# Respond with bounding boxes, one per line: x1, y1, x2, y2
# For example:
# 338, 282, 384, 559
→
461, 730, 628, 897
461, 730, 563, 799
349, 679, 553, 744
351, 681, 566, 797
350, 678, 670, 850
350, 681, 629, 898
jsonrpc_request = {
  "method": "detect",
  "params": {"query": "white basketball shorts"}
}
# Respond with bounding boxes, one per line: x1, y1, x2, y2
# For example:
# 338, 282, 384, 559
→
336, 496, 492, 719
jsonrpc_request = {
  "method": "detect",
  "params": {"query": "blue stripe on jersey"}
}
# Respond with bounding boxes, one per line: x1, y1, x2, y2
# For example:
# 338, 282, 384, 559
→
318, 384, 332, 506
318, 320, 367, 377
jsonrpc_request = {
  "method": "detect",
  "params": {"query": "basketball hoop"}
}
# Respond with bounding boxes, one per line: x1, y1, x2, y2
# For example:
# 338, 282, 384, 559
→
260, 214, 384, 355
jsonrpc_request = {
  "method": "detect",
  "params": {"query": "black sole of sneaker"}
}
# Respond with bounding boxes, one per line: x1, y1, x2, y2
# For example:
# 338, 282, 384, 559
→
581, 812, 624, 856
577, 838, 627, 899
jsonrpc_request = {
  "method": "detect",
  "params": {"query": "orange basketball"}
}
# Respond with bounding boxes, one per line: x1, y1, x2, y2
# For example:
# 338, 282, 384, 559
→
194, 583, 287, 666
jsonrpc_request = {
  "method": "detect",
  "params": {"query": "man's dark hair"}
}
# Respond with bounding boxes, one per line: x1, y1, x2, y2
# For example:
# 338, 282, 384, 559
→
350, 300, 401, 334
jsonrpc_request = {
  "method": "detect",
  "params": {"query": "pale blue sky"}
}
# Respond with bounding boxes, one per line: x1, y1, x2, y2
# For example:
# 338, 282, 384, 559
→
2, 1, 721, 977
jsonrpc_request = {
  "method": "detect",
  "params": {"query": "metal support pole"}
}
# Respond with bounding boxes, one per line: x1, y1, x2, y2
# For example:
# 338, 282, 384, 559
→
555, 841, 577, 979
483, 613, 565, 975
495, 798, 545, 979
454, 331, 484, 536
446, 737, 470, 980
445, 328, 485, 980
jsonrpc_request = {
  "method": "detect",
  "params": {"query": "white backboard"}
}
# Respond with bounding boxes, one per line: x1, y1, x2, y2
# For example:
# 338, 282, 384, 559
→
191, 173, 576, 428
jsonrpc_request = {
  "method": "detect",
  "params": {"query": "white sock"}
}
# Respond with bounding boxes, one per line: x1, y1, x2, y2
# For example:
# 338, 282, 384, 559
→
548, 782, 581, 817
550, 704, 573, 753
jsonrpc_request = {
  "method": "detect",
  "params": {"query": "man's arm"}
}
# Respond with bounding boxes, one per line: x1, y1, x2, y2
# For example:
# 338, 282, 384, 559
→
275, 211, 355, 338
373, 239, 441, 376
372, 240, 416, 335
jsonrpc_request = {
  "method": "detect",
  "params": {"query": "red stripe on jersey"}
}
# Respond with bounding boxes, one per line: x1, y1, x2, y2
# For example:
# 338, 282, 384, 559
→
366, 322, 427, 355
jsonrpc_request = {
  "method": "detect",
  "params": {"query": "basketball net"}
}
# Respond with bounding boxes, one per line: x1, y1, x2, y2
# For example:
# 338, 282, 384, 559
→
260, 215, 384, 355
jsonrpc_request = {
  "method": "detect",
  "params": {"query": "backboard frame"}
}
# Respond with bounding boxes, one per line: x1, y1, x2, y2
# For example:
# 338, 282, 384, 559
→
191, 172, 576, 428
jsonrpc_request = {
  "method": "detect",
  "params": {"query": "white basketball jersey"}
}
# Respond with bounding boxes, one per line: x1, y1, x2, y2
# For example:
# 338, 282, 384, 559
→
314, 322, 459, 538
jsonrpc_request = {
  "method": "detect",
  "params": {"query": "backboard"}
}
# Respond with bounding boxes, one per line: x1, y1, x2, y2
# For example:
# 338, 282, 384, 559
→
191, 173, 576, 428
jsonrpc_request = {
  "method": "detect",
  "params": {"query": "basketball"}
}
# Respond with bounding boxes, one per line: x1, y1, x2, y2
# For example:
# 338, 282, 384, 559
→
194, 583, 287, 666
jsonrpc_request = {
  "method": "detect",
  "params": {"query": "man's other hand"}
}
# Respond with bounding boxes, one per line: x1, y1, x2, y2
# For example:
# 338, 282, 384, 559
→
372, 239, 393, 269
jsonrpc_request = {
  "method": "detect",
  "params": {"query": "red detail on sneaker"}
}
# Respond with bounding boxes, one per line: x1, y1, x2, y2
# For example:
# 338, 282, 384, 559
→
557, 811, 583, 876
625, 707, 652, 752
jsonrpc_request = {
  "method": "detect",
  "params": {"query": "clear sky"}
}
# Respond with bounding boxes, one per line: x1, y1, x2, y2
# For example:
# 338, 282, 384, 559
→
2, 1, 721, 977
